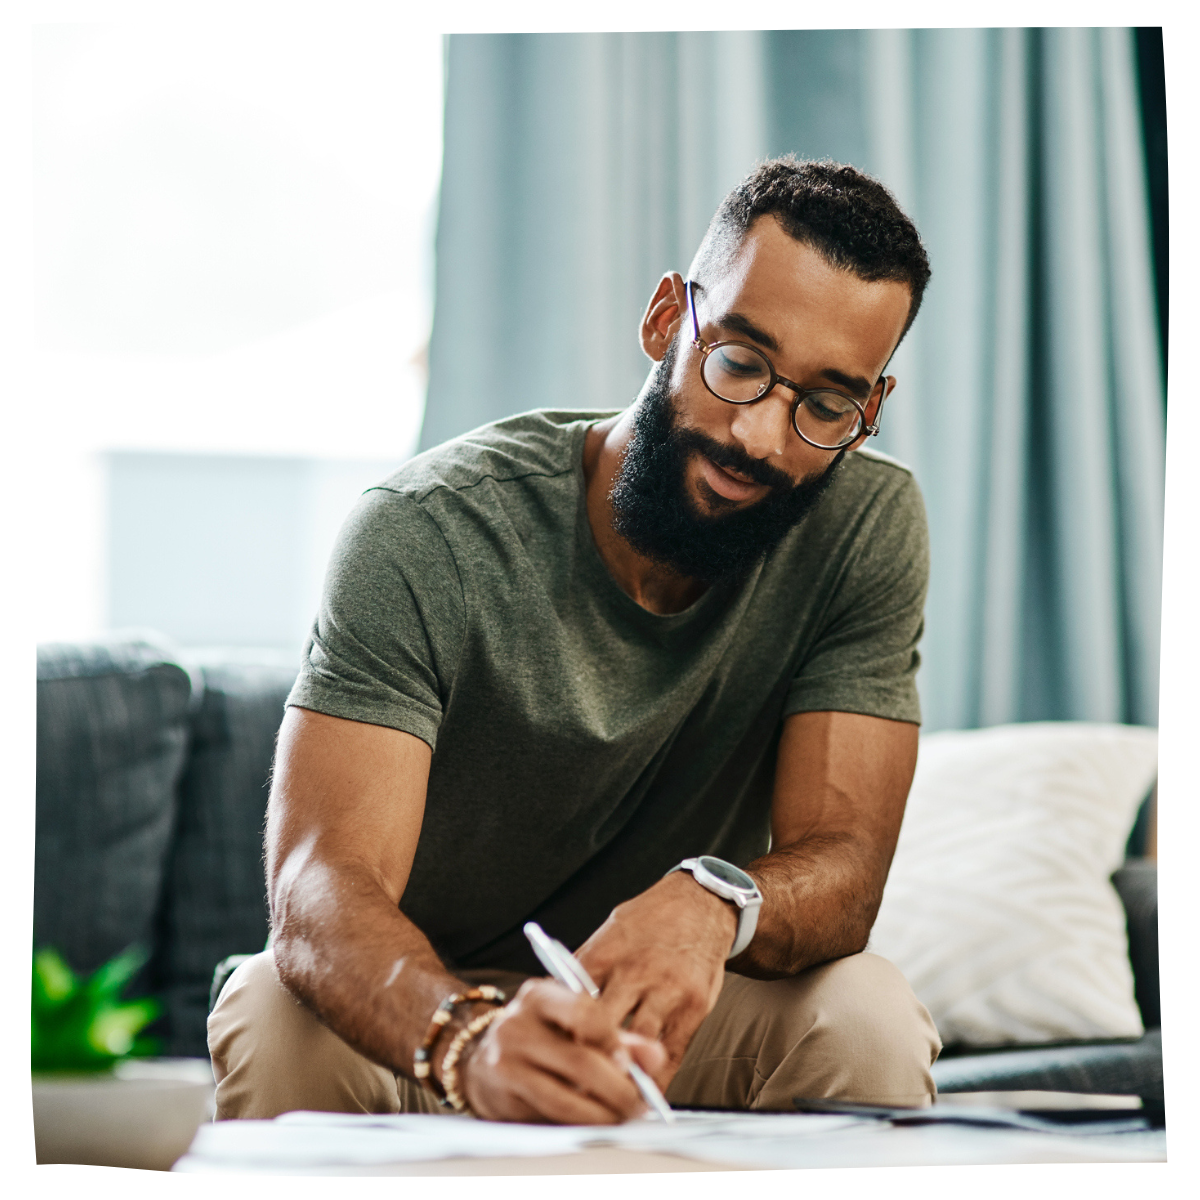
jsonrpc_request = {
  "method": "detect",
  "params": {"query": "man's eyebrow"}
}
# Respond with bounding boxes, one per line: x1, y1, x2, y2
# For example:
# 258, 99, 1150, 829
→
817, 368, 874, 401
717, 311, 875, 400
718, 310, 781, 353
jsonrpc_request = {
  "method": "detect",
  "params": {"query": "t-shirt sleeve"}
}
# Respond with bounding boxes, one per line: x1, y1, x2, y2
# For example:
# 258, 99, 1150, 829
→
286, 488, 466, 749
784, 466, 930, 724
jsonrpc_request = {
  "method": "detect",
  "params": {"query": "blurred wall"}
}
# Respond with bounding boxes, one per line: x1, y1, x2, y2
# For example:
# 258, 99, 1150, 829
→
107, 453, 397, 652
33, 23, 443, 653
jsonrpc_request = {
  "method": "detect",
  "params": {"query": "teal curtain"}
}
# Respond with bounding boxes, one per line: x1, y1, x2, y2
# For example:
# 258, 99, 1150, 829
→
421, 32, 773, 444
422, 29, 1164, 732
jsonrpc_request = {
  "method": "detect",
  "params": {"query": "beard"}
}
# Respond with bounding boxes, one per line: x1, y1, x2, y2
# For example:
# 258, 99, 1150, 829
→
609, 340, 846, 585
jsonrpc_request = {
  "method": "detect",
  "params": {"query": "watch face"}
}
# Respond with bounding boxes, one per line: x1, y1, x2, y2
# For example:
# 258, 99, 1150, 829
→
698, 856, 753, 892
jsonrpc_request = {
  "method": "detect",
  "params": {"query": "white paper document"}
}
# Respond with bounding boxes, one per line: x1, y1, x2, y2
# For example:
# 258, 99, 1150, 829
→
176, 1109, 865, 1171
175, 1108, 1166, 1173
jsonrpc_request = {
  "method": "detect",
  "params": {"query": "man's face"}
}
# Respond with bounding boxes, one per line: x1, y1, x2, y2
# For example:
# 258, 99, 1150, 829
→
610, 217, 912, 584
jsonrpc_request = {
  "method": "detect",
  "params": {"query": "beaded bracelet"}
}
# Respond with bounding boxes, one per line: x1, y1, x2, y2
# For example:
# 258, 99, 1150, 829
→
441, 1004, 505, 1115
412, 986, 507, 1103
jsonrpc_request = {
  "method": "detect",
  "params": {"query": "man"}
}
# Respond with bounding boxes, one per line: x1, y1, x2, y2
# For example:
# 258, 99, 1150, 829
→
209, 157, 942, 1124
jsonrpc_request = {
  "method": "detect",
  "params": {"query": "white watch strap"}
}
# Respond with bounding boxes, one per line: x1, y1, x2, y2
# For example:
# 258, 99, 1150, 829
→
669, 857, 761, 960
727, 901, 759, 960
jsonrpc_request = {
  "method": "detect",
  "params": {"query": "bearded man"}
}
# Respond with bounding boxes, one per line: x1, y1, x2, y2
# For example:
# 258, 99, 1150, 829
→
208, 157, 943, 1124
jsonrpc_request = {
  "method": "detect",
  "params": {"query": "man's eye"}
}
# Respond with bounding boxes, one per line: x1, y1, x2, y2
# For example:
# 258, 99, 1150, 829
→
806, 392, 856, 422
714, 348, 768, 377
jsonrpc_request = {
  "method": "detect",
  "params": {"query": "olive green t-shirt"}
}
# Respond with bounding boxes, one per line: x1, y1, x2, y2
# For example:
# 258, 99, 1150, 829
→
288, 409, 929, 973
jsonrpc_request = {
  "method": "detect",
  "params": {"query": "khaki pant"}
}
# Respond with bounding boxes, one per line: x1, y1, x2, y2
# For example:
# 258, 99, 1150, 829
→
208, 949, 941, 1120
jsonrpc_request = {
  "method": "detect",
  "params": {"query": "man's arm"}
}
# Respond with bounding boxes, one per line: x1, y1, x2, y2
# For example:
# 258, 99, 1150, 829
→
575, 708, 917, 1079
266, 706, 446, 1072
267, 706, 660, 1124
737, 708, 917, 976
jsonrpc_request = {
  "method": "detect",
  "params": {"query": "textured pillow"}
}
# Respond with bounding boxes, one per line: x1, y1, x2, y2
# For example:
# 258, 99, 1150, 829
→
155, 656, 297, 1057
868, 722, 1157, 1048
35, 636, 196, 973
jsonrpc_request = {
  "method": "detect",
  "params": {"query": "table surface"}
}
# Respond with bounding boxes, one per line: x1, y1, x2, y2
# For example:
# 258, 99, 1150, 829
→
218, 1148, 751, 1175
175, 1117, 1167, 1174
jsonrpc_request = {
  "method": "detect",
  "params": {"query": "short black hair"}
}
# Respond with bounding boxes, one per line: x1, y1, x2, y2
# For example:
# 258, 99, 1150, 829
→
691, 156, 932, 345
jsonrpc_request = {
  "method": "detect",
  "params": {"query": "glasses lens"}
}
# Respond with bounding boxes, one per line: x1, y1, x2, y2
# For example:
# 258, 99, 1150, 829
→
702, 344, 772, 403
795, 391, 864, 449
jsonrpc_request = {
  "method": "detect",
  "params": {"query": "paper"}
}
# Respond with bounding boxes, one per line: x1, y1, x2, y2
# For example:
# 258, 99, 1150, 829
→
174, 1108, 1165, 1173
176, 1109, 864, 1171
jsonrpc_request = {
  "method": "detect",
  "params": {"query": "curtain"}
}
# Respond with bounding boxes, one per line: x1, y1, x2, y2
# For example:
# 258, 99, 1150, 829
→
422, 29, 1164, 732
421, 32, 772, 446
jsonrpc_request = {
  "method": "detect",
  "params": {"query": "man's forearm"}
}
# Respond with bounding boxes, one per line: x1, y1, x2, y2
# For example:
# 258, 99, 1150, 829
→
270, 856, 471, 1080
735, 833, 888, 979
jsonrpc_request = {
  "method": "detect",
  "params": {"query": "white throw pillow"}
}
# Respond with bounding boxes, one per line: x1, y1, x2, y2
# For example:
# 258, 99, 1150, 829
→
868, 722, 1157, 1047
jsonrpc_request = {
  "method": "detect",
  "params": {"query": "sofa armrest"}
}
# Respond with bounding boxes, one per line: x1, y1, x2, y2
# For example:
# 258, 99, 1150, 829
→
1112, 860, 1158, 1029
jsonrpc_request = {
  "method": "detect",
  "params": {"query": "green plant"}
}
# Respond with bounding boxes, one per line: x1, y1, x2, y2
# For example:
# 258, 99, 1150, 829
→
32, 944, 162, 1073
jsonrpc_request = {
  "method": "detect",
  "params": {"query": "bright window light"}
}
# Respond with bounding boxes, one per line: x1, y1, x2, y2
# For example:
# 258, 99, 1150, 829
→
33, 22, 444, 644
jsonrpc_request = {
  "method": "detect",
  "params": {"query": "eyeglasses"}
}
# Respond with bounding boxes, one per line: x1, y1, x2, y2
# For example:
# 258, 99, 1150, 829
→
685, 279, 889, 451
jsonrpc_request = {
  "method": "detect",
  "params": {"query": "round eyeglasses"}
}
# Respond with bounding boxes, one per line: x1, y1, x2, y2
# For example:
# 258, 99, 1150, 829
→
685, 279, 889, 451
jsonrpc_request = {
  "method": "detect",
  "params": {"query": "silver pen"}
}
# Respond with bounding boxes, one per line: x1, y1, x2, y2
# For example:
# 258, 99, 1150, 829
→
523, 921, 674, 1123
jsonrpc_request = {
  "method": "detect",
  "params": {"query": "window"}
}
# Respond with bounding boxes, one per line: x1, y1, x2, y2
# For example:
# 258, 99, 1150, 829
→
34, 22, 444, 650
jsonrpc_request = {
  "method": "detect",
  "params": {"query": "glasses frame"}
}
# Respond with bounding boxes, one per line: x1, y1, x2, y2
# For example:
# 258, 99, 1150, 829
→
684, 279, 890, 451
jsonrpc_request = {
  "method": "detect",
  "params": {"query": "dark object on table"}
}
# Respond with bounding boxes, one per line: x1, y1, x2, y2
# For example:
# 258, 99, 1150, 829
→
791, 1094, 1151, 1135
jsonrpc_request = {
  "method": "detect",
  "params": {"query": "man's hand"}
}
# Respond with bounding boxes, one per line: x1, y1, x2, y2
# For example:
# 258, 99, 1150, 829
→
458, 980, 666, 1124
573, 871, 738, 1088
566, 712, 917, 1088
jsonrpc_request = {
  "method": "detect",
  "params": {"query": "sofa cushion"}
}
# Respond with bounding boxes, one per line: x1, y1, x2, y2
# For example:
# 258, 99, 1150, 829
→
35, 636, 195, 974
869, 722, 1158, 1047
932, 1028, 1163, 1107
154, 656, 297, 1057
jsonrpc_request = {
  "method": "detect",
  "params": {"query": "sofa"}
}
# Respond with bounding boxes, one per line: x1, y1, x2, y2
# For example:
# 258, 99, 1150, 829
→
35, 635, 296, 1058
34, 634, 1161, 1117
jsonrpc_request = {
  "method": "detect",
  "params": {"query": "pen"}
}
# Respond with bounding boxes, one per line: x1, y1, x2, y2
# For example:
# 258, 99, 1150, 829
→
523, 921, 675, 1123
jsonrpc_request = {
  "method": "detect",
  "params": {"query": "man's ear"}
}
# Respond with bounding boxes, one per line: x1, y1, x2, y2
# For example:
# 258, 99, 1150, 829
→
640, 272, 687, 362
846, 375, 897, 453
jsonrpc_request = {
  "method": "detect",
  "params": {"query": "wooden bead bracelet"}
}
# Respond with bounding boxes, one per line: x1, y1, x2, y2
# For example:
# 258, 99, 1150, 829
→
441, 1005, 506, 1115
412, 985, 507, 1104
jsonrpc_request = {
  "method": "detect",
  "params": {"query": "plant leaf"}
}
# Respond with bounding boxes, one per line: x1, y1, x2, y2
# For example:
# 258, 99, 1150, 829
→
33, 947, 77, 1007
83, 944, 149, 1001
87, 998, 160, 1057
31, 945, 161, 1073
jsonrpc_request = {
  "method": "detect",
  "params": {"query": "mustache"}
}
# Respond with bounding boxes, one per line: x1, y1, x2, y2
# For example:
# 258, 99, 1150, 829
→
669, 425, 798, 493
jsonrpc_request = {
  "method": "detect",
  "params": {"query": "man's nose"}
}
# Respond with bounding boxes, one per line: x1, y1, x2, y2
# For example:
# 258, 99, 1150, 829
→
727, 385, 793, 461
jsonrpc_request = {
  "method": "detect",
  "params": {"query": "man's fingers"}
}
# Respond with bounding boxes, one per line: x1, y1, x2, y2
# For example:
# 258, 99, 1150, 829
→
596, 978, 702, 1076
618, 1030, 669, 1081
623, 992, 707, 1075
519, 1032, 645, 1119
623, 987, 700, 1041
520, 979, 625, 1052
509, 1062, 641, 1126
470, 981, 650, 1124
594, 976, 649, 1030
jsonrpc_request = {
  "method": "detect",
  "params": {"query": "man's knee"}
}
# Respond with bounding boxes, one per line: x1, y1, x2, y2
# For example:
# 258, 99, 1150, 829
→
207, 949, 407, 1120
760, 951, 941, 1108
797, 952, 941, 1062
672, 952, 940, 1111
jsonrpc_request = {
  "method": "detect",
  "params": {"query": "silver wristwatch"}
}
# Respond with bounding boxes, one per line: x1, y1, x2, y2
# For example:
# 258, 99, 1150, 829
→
667, 855, 763, 959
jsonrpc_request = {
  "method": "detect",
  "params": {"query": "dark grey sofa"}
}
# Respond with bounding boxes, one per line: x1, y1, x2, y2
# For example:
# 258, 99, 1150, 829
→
35, 635, 1161, 1115
35, 635, 296, 1057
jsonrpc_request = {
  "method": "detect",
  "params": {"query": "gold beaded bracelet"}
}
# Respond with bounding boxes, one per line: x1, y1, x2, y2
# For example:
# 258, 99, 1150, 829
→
440, 1004, 505, 1115
413, 986, 507, 1104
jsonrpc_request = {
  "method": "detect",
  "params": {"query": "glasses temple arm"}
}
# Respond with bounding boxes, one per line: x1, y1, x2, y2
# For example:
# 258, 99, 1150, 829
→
685, 279, 702, 345
866, 377, 891, 436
